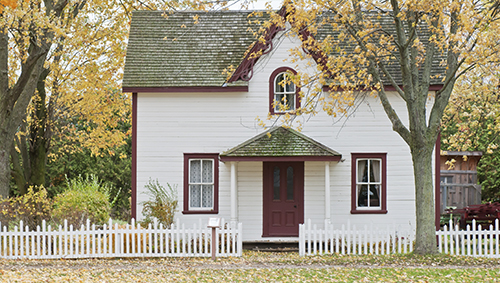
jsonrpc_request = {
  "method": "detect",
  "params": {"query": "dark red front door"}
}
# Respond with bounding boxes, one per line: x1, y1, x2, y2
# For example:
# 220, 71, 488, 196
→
263, 162, 304, 237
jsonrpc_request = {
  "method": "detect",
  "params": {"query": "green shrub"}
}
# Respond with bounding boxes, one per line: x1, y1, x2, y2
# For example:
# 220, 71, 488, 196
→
0, 186, 52, 230
52, 175, 111, 227
141, 179, 178, 227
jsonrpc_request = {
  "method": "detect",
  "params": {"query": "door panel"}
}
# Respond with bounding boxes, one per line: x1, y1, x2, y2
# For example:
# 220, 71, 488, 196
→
263, 162, 304, 237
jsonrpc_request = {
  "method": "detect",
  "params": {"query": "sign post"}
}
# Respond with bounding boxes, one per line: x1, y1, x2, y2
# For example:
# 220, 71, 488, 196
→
207, 218, 221, 261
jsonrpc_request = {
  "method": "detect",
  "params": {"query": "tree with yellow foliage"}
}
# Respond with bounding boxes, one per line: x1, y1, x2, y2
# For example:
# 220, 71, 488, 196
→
261, 0, 500, 254
0, 0, 77, 197
9, 0, 132, 194
2, 0, 252, 196
442, 68, 500, 204
3, 0, 251, 195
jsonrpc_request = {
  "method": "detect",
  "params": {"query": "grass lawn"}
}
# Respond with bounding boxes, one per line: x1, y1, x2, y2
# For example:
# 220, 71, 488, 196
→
1, 251, 499, 282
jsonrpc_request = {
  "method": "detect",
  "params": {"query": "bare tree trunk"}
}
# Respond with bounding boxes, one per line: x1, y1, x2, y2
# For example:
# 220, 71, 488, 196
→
10, 141, 28, 195
411, 141, 438, 254
28, 68, 51, 187
0, 139, 12, 197
0, 23, 10, 198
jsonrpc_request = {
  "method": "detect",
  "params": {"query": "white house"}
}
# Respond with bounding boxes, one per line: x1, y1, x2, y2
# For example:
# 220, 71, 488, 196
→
122, 9, 444, 242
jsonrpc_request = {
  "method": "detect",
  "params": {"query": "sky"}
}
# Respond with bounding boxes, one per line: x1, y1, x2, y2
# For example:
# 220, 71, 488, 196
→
234, 0, 284, 10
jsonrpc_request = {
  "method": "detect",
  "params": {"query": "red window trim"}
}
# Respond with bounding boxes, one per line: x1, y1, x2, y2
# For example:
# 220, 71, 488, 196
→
350, 153, 388, 214
182, 153, 219, 214
269, 67, 301, 115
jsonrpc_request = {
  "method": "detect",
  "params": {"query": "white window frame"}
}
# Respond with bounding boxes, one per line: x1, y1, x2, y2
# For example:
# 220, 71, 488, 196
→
355, 158, 382, 210
274, 72, 296, 112
188, 158, 214, 210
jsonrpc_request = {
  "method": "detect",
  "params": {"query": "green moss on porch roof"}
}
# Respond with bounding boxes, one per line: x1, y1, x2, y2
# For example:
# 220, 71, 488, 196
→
221, 127, 341, 157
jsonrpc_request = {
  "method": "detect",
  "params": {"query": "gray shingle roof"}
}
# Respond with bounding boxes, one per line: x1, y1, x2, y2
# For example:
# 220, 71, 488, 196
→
315, 12, 447, 86
123, 10, 264, 88
221, 127, 341, 157
123, 10, 446, 89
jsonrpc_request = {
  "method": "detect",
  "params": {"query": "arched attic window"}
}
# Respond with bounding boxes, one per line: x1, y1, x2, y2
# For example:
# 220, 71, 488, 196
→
269, 67, 301, 114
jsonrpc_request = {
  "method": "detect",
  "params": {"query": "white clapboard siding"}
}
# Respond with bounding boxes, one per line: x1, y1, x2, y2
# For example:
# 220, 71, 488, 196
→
299, 219, 415, 256
135, 28, 422, 241
437, 219, 500, 258
0, 219, 242, 259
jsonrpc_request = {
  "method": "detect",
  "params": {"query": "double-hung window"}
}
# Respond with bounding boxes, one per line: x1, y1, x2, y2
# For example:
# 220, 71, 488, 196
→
269, 67, 300, 114
274, 72, 296, 112
351, 153, 387, 214
183, 154, 219, 214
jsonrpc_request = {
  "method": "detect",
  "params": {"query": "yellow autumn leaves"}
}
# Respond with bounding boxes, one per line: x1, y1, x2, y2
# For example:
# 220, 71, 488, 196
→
0, 0, 16, 13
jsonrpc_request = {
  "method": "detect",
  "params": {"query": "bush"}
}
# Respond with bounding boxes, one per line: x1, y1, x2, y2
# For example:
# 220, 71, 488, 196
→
141, 179, 178, 227
52, 175, 111, 227
0, 186, 52, 230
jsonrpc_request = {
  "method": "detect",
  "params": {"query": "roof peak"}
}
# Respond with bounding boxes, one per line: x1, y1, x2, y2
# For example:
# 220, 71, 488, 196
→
220, 126, 341, 161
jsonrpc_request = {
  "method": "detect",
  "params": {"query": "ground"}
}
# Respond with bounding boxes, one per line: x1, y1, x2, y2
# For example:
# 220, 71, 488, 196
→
1, 251, 499, 282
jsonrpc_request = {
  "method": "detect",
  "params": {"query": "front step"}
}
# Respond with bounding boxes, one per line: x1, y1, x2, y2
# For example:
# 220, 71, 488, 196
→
243, 242, 299, 252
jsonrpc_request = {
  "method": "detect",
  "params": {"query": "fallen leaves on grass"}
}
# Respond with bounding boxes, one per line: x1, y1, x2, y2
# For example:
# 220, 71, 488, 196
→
0, 252, 499, 282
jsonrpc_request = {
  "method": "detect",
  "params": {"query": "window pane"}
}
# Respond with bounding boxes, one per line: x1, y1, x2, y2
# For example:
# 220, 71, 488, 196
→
287, 166, 294, 200
441, 176, 453, 183
369, 185, 380, 207
273, 166, 280, 200
371, 160, 381, 183
275, 94, 284, 111
275, 74, 285, 93
190, 185, 201, 207
285, 76, 295, 92
190, 160, 201, 183
202, 185, 213, 208
358, 160, 367, 183
357, 184, 368, 207
286, 93, 295, 110
202, 160, 213, 183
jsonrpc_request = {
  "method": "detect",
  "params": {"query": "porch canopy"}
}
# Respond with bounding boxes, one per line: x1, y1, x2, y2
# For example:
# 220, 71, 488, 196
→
220, 126, 341, 225
220, 126, 342, 162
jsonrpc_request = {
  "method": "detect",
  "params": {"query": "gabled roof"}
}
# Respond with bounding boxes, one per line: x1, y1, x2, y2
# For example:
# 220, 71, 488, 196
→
313, 12, 446, 89
220, 127, 342, 161
123, 10, 266, 91
123, 9, 446, 92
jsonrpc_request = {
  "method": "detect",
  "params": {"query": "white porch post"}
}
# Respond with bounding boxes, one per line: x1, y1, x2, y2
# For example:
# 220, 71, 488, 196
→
325, 162, 331, 225
230, 162, 238, 226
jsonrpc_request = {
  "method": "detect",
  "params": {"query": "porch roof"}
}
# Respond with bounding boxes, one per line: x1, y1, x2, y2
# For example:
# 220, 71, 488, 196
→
220, 127, 341, 162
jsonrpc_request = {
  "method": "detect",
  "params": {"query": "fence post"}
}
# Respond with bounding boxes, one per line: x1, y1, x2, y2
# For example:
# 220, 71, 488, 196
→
496, 219, 499, 256
208, 218, 221, 261
237, 222, 243, 257
299, 223, 304, 256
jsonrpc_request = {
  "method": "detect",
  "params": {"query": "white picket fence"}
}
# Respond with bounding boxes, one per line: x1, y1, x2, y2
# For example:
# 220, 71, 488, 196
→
299, 220, 414, 256
437, 219, 500, 258
0, 218, 242, 259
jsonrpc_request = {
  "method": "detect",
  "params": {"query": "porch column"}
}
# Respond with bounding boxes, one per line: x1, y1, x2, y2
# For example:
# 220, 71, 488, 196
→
230, 162, 238, 226
325, 162, 331, 224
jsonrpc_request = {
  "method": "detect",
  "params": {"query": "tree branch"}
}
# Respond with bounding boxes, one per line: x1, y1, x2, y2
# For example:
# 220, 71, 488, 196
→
370, 61, 411, 145
427, 9, 460, 140
0, 29, 8, 104
331, 6, 406, 100
390, 0, 414, 99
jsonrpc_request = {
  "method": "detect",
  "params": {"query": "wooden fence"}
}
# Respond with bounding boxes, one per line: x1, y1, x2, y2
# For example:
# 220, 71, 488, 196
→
437, 219, 500, 257
0, 218, 242, 259
300, 219, 500, 258
299, 220, 414, 256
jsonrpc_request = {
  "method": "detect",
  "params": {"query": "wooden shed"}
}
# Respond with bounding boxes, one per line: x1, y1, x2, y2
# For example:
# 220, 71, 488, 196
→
440, 151, 482, 214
